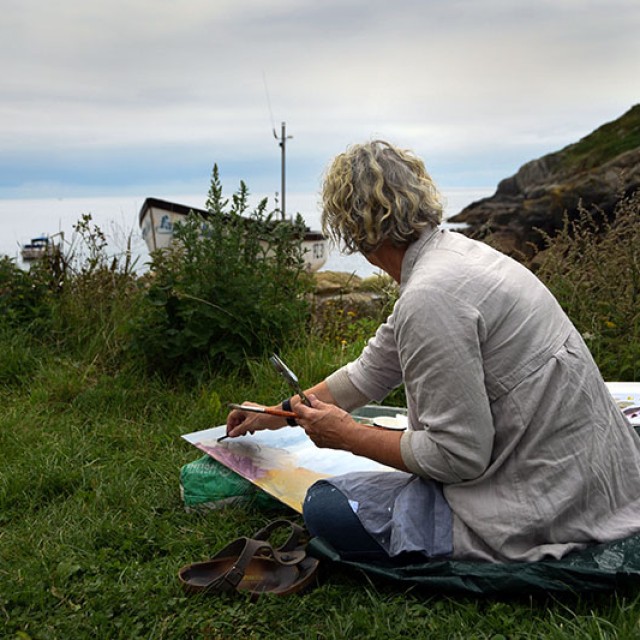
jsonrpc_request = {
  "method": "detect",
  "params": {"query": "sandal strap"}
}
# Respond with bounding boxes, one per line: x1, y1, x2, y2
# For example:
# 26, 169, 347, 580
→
253, 519, 306, 552
207, 537, 276, 592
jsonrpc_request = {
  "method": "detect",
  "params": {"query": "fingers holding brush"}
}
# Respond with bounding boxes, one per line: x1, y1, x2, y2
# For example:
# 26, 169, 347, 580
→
222, 401, 289, 441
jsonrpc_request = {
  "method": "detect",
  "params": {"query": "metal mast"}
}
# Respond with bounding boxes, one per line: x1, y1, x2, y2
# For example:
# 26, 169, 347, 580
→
274, 122, 292, 220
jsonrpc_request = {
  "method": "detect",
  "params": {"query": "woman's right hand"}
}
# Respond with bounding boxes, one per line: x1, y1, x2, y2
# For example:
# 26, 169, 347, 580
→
224, 401, 287, 439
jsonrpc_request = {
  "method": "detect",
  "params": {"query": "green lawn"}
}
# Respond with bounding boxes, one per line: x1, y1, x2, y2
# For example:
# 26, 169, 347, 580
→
2, 345, 640, 640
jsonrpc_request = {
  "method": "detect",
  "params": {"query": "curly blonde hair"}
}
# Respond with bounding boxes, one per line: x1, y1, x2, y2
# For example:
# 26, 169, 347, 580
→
321, 140, 443, 254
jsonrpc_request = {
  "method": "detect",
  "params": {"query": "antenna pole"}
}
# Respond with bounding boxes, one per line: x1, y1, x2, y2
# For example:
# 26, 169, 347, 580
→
275, 122, 293, 220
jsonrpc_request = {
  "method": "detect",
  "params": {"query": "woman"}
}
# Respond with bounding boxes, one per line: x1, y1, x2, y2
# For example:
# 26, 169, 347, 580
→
226, 140, 640, 563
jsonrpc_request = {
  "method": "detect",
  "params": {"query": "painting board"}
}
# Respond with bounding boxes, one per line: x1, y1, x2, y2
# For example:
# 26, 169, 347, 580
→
182, 384, 640, 513
181, 423, 394, 513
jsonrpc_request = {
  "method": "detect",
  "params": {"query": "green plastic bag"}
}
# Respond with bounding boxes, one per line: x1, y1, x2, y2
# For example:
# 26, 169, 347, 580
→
180, 455, 280, 511
309, 533, 640, 596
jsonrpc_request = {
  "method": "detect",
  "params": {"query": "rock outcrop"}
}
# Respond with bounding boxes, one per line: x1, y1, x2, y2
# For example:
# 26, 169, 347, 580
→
449, 104, 640, 258
310, 270, 397, 329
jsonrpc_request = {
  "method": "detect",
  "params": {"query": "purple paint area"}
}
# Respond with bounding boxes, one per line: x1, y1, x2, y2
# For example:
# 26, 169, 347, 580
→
194, 442, 270, 481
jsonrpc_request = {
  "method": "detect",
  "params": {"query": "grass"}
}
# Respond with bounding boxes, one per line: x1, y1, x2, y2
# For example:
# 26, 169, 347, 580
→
2, 336, 640, 639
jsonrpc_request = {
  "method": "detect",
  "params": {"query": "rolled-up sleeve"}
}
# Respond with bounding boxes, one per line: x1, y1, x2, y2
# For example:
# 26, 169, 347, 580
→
324, 367, 370, 411
344, 314, 404, 401
396, 286, 494, 483
325, 315, 404, 410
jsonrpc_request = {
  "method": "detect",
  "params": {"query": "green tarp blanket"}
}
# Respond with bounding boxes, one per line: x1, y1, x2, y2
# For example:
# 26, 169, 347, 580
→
308, 534, 640, 595
181, 453, 640, 594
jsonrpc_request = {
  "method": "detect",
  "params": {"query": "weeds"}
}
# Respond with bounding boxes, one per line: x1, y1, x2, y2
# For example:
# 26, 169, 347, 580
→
0, 255, 53, 328
311, 273, 398, 349
536, 189, 640, 380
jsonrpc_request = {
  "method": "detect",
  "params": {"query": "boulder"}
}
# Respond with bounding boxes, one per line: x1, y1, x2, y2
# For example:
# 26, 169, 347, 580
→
310, 271, 398, 331
313, 270, 362, 296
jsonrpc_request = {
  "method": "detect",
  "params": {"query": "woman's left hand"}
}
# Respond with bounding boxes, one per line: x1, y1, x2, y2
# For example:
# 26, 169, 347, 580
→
294, 394, 358, 451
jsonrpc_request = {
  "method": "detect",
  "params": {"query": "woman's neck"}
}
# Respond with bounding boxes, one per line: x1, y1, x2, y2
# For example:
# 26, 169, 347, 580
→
364, 241, 407, 283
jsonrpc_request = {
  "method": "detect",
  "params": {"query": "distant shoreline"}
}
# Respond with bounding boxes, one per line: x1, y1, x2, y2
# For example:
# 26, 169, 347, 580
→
0, 188, 492, 277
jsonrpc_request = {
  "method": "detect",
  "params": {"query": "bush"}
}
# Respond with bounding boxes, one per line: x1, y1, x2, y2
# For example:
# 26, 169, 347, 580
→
133, 166, 311, 378
0, 214, 142, 374
536, 189, 640, 380
38, 214, 141, 371
0, 255, 52, 329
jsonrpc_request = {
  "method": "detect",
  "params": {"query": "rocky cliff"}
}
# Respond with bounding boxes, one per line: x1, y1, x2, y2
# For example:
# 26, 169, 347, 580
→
449, 104, 640, 258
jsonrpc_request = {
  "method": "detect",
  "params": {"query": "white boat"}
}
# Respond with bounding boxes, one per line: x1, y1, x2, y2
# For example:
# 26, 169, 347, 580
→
20, 234, 63, 263
139, 197, 328, 272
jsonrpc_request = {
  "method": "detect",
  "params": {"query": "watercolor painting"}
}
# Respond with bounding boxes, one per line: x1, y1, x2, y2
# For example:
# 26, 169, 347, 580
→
182, 384, 640, 512
181, 423, 393, 512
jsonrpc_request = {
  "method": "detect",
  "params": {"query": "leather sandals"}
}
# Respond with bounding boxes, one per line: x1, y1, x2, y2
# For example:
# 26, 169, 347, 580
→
178, 521, 319, 597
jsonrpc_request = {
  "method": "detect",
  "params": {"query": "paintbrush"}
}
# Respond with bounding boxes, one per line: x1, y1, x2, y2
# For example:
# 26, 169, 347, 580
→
227, 403, 297, 418
217, 403, 298, 442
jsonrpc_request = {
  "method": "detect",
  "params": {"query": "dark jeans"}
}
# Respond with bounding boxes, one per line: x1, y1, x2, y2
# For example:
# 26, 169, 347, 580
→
303, 480, 390, 562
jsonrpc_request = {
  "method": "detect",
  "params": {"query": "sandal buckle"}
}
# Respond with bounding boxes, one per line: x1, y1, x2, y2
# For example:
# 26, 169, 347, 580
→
225, 564, 244, 588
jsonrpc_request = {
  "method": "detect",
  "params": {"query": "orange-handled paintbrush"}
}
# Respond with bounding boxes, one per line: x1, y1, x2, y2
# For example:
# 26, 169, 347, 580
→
227, 403, 296, 418
217, 403, 298, 442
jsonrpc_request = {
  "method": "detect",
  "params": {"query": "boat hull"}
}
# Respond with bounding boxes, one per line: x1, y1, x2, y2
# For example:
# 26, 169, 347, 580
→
20, 236, 59, 263
139, 198, 328, 272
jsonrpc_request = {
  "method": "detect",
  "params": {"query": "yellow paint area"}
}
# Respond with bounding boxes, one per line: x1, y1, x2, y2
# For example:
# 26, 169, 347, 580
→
250, 466, 331, 513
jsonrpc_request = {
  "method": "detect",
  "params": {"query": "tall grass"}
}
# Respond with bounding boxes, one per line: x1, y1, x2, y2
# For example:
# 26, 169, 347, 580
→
535, 189, 640, 381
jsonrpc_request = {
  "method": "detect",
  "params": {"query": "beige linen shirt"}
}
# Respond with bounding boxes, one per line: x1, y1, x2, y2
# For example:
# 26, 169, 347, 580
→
326, 229, 640, 562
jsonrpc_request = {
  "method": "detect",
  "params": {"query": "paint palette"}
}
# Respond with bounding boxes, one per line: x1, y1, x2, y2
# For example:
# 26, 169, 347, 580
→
372, 414, 408, 430
606, 382, 640, 427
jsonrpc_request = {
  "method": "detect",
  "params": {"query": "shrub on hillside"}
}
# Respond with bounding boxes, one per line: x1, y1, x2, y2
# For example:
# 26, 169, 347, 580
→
536, 189, 640, 381
0, 256, 52, 328
133, 166, 311, 377
46, 216, 140, 369
0, 215, 140, 372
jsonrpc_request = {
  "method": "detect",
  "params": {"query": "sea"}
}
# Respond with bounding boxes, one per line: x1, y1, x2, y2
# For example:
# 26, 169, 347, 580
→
0, 187, 493, 278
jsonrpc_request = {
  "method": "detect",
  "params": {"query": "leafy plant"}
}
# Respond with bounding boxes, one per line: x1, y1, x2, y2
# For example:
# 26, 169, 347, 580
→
134, 166, 311, 377
0, 255, 53, 329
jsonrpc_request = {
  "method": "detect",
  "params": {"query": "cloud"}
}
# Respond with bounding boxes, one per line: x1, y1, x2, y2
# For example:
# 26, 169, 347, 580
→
1, 0, 638, 198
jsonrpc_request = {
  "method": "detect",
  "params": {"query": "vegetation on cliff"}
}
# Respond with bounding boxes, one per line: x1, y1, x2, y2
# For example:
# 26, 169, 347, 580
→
451, 104, 640, 257
561, 104, 640, 172
536, 190, 640, 380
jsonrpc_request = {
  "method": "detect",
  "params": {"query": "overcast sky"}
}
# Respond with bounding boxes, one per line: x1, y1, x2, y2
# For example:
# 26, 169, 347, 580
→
2, 0, 639, 208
